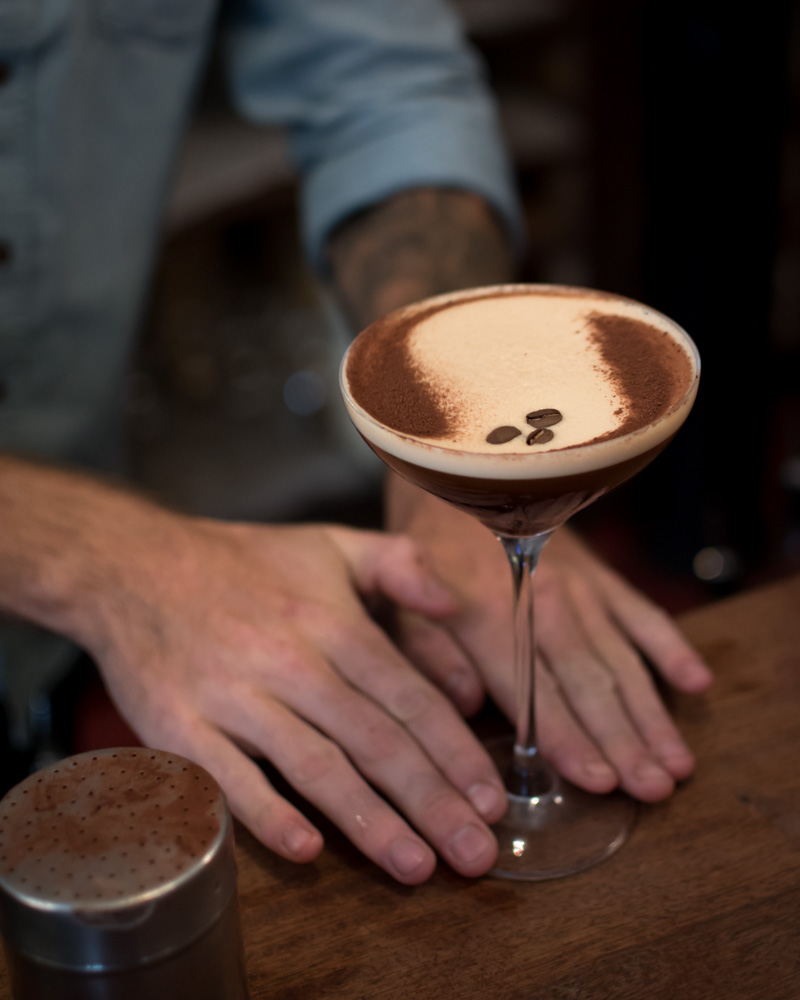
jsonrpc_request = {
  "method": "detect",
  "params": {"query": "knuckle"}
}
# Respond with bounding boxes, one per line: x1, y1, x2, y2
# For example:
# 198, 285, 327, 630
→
290, 741, 345, 789
259, 635, 324, 688
214, 614, 303, 667
591, 665, 620, 697
414, 773, 457, 816
134, 695, 190, 746
355, 720, 408, 769
383, 533, 424, 576
593, 640, 641, 682
387, 533, 419, 561
567, 573, 596, 607
323, 613, 362, 653
274, 592, 320, 625
390, 684, 436, 726
563, 660, 618, 699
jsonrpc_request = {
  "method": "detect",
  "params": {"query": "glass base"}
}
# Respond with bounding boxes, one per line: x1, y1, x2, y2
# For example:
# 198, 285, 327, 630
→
487, 738, 637, 881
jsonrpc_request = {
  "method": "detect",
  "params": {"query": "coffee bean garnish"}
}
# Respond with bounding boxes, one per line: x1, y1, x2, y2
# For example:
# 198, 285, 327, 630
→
486, 426, 522, 445
526, 408, 562, 428
526, 428, 554, 446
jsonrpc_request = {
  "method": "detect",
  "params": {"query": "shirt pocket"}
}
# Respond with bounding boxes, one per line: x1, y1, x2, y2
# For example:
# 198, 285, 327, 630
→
95, 0, 218, 41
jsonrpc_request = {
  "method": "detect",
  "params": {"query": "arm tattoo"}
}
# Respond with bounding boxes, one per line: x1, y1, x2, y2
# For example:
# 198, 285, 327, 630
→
325, 187, 516, 331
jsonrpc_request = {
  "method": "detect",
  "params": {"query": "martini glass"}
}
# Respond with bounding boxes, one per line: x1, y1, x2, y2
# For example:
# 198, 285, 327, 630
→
340, 285, 700, 880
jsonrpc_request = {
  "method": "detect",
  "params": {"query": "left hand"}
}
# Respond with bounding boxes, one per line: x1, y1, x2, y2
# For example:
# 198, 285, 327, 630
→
385, 474, 713, 803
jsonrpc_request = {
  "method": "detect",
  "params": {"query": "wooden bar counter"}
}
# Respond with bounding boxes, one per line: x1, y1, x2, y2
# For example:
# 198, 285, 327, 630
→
2, 575, 799, 998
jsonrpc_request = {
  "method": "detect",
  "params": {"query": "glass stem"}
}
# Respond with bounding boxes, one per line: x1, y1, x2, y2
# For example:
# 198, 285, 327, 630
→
498, 531, 554, 798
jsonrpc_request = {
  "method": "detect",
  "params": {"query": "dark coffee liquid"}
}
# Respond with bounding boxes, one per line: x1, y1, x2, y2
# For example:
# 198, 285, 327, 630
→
370, 437, 673, 536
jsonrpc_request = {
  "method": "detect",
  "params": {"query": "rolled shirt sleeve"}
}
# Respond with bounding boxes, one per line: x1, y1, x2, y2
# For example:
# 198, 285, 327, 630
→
222, 0, 525, 271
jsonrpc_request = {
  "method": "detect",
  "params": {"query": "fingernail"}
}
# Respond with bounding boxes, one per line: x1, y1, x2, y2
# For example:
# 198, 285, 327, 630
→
680, 659, 713, 688
449, 824, 492, 865
658, 741, 695, 773
389, 837, 429, 877
659, 740, 692, 761
284, 826, 318, 857
634, 760, 670, 782
467, 781, 502, 817
691, 664, 714, 686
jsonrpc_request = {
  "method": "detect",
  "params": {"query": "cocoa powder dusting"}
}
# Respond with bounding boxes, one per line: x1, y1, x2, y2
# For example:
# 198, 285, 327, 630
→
347, 290, 694, 446
0, 748, 224, 904
347, 304, 456, 437
586, 312, 693, 444
347, 288, 614, 438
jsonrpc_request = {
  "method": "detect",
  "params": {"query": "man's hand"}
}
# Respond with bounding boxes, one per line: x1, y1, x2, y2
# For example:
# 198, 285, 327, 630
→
0, 459, 506, 884
386, 474, 713, 803
96, 519, 508, 882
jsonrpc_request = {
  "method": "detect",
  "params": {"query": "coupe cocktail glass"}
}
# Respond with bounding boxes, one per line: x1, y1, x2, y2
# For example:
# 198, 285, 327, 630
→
340, 285, 700, 880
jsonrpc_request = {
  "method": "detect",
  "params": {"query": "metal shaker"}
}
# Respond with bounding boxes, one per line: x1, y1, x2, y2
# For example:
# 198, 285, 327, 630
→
0, 747, 249, 999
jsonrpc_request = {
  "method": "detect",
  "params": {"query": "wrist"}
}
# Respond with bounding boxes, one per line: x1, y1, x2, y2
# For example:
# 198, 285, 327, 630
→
0, 457, 187, 657
326, 187, 515, 330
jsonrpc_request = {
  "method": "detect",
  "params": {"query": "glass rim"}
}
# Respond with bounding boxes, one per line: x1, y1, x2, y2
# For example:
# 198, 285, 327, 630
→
339, 283, 701, 479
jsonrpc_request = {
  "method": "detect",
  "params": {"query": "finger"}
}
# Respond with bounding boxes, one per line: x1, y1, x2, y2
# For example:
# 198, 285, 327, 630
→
143, 711, 325, 864
552, 662, 675, 802
595, 568, 713, 693
533, 661, 619, 794
224, 630, 501, 878
444, 599, 515, 718
571, 588, 696, 781
393, 608, 486, 717
213, 689, 438, 884
309, 609, 506, 825
327, 526, 459, 618
307, 688, 499, 878
536, 580, 675, 802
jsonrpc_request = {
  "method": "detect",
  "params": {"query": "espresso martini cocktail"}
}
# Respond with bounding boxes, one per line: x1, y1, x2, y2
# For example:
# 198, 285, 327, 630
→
341, 284, 699, 537
340, 285, 700, 881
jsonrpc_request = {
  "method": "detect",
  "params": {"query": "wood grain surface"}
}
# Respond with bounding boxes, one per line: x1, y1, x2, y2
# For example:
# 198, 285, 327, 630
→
2, 575, 799, 999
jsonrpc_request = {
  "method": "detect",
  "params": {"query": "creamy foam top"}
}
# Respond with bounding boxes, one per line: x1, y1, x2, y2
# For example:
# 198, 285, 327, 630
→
342, 285, 699, 479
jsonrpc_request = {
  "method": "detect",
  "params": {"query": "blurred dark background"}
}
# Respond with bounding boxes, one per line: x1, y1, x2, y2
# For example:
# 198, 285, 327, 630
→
125, 0, 800, 617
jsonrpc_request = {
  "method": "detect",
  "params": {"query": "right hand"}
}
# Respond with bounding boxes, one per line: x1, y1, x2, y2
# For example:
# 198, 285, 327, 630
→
82, 515, 507, 884
384, 476, 713, 802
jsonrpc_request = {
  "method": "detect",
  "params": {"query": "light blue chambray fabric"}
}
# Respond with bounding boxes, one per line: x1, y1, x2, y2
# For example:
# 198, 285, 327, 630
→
223, 0, 523, 269
0, 0, 522, 745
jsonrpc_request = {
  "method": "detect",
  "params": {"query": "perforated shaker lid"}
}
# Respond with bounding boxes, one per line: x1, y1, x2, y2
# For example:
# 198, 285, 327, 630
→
0, 747, 236, 972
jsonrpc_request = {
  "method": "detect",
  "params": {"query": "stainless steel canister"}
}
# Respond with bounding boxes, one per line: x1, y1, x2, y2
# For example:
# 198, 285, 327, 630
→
0, 747, 249, 999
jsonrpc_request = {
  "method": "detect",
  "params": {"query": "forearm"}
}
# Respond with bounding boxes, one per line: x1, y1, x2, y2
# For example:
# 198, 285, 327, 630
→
325, 187, 516, 330
0, 455, 184, 656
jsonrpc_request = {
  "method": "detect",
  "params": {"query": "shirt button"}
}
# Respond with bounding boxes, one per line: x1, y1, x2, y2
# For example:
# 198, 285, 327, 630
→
0, 242, 12, 265
0, 64, 10, 87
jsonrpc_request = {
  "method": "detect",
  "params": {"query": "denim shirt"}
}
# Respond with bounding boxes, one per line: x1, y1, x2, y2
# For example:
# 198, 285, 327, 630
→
0, 0, 521, 743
